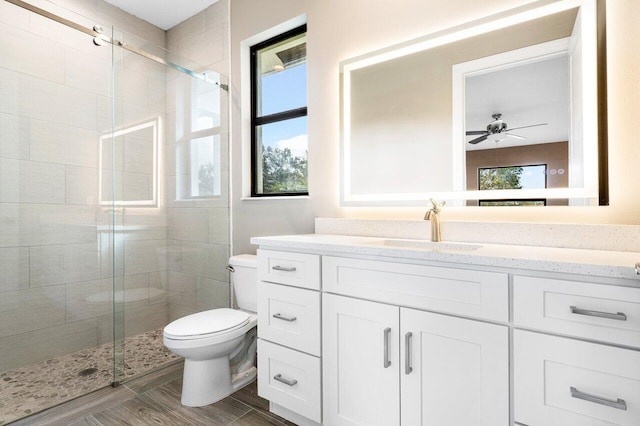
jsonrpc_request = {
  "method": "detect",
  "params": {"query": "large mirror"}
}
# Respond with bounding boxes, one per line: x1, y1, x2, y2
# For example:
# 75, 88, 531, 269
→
340, 0, 607, 206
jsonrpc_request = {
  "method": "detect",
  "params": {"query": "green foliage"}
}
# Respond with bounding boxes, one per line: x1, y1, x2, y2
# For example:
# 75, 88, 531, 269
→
479, 167, 523, 190
262, 146, 307, 193
198, 163, 216, 196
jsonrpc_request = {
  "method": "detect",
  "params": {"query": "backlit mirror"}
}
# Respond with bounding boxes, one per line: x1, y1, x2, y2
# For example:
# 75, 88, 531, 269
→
340, 0, 607, 206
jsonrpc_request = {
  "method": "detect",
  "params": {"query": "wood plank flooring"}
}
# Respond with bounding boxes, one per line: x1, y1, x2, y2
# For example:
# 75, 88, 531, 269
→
11, 362, 296, 426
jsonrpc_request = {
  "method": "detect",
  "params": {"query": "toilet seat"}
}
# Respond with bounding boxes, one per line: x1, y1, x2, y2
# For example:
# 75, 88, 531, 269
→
164, 308, 250, 340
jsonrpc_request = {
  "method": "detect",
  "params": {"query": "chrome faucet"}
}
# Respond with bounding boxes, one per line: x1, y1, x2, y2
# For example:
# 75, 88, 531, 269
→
424, 199, 446, 242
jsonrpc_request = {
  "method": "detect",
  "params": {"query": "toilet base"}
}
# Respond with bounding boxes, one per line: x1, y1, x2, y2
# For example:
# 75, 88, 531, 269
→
180, 357, 257, 407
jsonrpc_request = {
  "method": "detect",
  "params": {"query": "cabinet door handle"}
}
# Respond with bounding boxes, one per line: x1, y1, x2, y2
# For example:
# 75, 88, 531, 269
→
383, 327, 391, 368
570, 305, 627, 321
570, 386, 627, 411
272, 313, 297, 322
272, 265, 296, 272
405, 332, 413, 375
274, 373, 298, 387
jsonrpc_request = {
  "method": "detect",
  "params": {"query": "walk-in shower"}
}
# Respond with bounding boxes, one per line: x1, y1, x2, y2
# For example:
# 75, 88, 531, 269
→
0, 0, 230, 423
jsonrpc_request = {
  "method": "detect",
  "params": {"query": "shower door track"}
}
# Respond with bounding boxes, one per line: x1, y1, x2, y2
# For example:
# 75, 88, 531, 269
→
3, 0, 227, 90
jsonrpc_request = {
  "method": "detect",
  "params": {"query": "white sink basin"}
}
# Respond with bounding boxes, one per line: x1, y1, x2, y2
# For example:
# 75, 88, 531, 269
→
366, 239, 482, 252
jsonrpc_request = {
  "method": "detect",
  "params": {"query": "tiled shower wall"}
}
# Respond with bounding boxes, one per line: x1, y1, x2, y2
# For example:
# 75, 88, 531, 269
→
0, 0, 169, 372
165, 0, 232, 321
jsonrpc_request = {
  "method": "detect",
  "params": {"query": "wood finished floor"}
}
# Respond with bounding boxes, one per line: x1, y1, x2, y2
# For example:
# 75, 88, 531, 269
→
11, 362, 296, 426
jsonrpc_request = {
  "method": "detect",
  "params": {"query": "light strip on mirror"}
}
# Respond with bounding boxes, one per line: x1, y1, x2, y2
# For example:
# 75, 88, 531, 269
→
341, 0, 585, 73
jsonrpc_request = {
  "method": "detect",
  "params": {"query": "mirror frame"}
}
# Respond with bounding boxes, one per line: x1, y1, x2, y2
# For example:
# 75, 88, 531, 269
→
340, 0, 608, 206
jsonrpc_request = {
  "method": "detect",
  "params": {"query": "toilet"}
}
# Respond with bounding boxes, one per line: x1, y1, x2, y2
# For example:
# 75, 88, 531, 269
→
163, 254, 258, 407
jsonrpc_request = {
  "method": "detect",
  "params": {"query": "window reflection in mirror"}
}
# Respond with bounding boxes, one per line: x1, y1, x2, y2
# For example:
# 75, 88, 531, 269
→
99, 119, 158, 206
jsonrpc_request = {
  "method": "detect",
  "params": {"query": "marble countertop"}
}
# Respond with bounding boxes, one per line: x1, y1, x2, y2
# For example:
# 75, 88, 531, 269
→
250, 234, 640, 281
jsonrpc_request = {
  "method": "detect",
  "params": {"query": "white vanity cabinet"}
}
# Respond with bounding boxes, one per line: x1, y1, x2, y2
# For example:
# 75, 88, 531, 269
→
513, 275, 640, 426
321, 256, 510, 426
253, 239, 640, 426
256, 249, 322, 424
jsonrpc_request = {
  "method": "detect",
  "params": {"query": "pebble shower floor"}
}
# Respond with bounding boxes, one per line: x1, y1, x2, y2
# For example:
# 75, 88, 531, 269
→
0, 328, 179, 425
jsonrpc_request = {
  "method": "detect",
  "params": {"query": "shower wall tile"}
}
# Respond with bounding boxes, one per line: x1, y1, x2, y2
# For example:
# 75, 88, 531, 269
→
65, 46, 111, 97
0, 286, 66, 338
0, 158, 19, 202
19, 74, 98, 131
19, 160, 66, 204
19, 204, 97, 246
0, 247, 29, 293
28, 13, 97, 55
0, 318, 97, 372
168, 208, 209, 242
0, 68, 20, 115
0, 21, 65, 83
66, 278, 112, 322
209, 208, 230, 244
0, 204, 19, 247
123, 239, 168, 275
0, 160, 66, 204
0, 112, 30, 160
66, 166, 99, 205
30, 243, 102, 287
30, 119, 99, 167
166, 240, 229, 282
123, 303, 168, 339
167, 271, 233, 314
0, 0, 29, 30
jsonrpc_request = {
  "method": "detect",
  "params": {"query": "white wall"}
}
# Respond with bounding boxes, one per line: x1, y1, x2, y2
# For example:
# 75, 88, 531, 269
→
230, 0, 640, 255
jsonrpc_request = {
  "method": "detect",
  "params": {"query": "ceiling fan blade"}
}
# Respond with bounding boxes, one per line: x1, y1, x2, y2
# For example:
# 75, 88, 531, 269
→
506, 133, 526, 140
468, 134, 488, 144
506, 123, 548, 132
466, 130, 487, 135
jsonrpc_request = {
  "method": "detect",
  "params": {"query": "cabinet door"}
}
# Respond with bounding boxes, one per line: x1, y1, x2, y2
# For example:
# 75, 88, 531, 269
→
323, 294, 400, 426
401, 308, 509, 426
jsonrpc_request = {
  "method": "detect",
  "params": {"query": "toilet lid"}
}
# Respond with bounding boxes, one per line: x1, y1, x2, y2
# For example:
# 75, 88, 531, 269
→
164, 309, 250, 339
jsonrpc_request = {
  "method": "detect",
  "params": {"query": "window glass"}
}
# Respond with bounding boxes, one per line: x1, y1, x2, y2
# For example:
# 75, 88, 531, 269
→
251, 25, 308, 196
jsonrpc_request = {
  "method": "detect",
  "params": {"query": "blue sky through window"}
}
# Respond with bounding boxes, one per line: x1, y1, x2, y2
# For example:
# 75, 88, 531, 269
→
260, 63, 307, 158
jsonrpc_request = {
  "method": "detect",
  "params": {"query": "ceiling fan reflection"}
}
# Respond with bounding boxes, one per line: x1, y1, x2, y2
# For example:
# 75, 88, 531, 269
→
466, 113, 547, 144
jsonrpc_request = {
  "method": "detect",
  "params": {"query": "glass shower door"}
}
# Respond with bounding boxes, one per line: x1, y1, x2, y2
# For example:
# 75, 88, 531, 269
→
109, 27, 231, 384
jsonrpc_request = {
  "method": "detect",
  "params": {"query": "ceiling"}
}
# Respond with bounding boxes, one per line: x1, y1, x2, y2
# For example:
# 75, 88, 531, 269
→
103, 0, 219, 30
465, 55, 570, 151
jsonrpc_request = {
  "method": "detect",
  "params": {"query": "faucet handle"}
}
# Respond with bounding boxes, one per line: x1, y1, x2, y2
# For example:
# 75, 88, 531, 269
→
429, 198, 446, 211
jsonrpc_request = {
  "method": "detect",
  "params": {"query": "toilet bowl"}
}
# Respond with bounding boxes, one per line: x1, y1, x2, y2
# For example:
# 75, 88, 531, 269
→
163, 255, 258, 407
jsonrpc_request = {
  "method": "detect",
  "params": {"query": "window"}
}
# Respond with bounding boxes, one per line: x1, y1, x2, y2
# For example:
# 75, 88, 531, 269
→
478, 164, 547, 206
251, 25, 308, 196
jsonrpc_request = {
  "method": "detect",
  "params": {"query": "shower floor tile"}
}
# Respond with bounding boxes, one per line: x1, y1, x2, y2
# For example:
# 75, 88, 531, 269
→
0, 328, 179, 425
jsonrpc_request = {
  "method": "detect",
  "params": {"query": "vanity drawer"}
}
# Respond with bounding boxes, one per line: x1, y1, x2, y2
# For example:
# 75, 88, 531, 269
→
322, 256, 509, 321
513, 275, 640, 348
257, 249, 320, 290
258, 282, 321, 356
257, 339, 321, 423
514, 330, 640, 426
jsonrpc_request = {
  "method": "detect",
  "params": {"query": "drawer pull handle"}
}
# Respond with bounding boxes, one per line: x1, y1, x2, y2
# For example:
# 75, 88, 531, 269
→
272, 313, 297, 322
274, 374, 297, 387
405, 332, 413, 375
272, 265, 297, 272
383, 327, 391, 368
570, 386, 627, 411
570, 306, 627, 321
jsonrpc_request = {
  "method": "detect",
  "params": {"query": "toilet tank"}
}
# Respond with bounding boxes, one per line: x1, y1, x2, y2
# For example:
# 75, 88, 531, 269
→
229, 254, 257, 313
